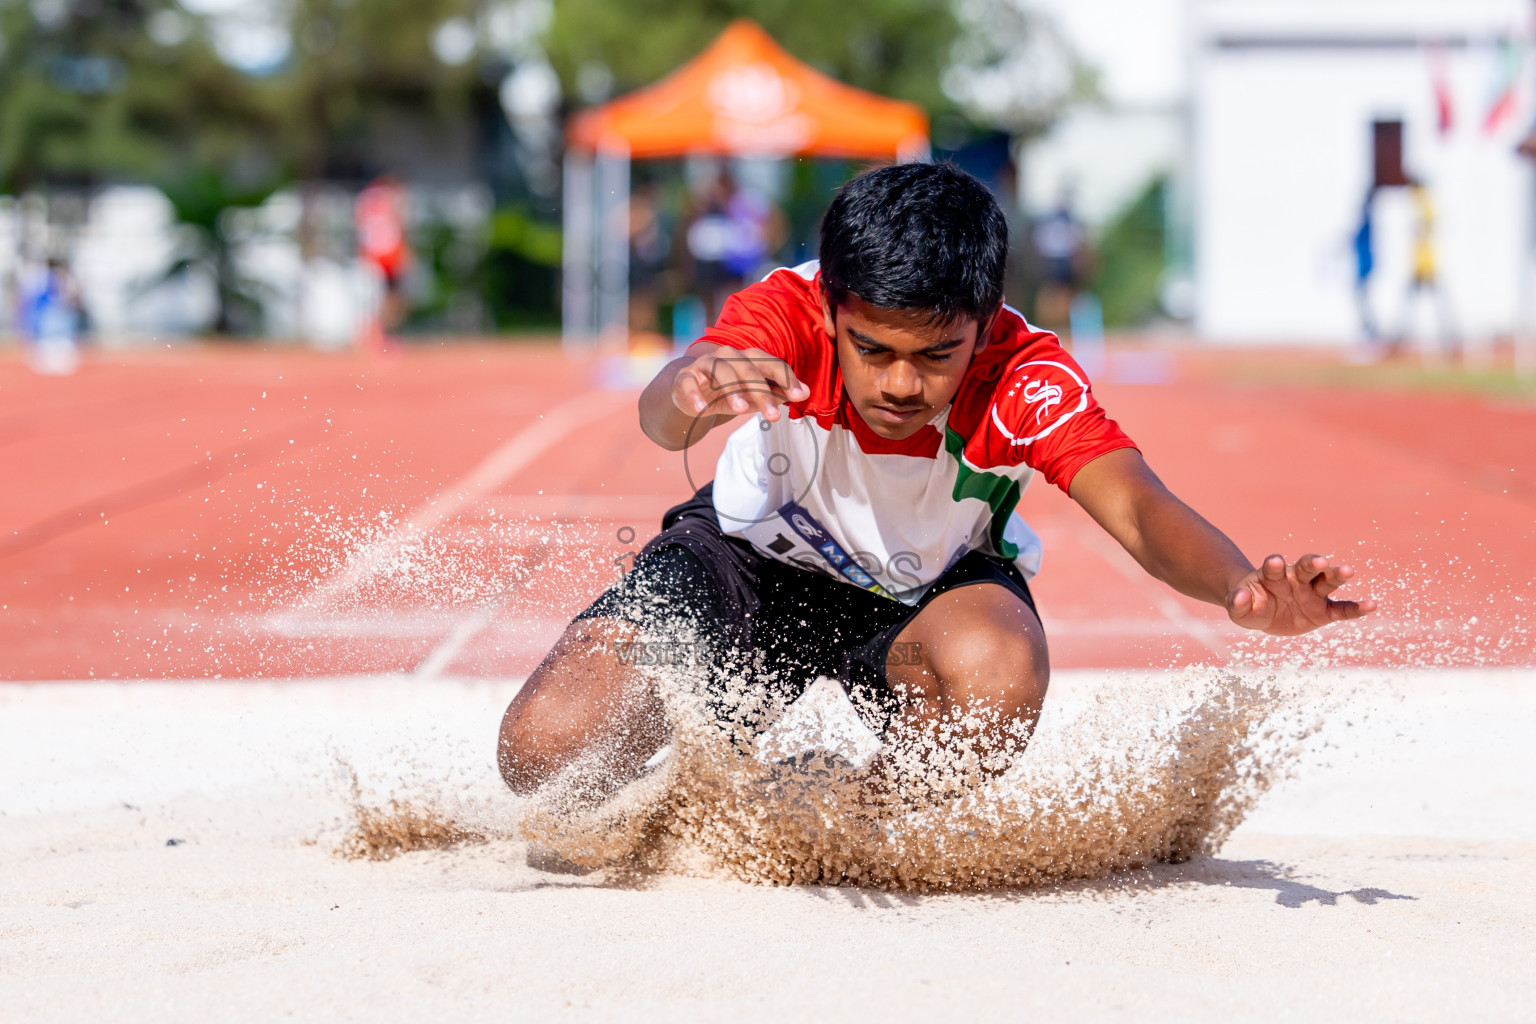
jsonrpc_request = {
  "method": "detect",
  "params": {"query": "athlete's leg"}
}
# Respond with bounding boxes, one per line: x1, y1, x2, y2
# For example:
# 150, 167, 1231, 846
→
880, 581, 1049, 785
497, 617, 668, 797
498, 542, 725, 797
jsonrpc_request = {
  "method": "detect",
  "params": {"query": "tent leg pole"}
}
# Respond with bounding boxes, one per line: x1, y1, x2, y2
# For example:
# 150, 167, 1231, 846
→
1520, 159, 1536, 380
562, 154, 596, 353
595, 146, 631, 354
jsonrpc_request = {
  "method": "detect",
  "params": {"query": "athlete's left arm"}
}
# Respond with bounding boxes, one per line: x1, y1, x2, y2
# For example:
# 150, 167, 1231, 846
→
1067, 448, 1378, 636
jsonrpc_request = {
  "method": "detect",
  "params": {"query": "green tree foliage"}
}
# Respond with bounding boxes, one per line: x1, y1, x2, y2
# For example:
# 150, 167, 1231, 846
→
0, 0, 1084, 334
156, 165, 280, 334
542, 0, 962, 113
943, 0, 1096, 135
0, 0, 493, 192
0, 0, 278, 192
477, 203, 562, 329
280, 0, 485, 180
1090, 175, 1167, 328
0, 0, 289, 333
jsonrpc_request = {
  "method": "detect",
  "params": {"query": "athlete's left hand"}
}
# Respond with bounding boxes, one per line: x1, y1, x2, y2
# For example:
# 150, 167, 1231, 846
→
1225, 554, 1378, 636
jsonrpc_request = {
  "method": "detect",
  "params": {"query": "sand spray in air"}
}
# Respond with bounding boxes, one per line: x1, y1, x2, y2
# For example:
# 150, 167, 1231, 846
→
290, 516, 1374, 885
319, 568, 1349, 885
507, 655, 1336, 890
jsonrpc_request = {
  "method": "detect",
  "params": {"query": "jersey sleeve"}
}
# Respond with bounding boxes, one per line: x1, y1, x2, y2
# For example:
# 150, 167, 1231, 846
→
976, 340, 1138, 493
685, 269, 825, 383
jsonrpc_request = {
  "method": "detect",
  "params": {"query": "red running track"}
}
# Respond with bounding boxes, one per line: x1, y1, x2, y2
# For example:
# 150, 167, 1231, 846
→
2, 343, 1532, 680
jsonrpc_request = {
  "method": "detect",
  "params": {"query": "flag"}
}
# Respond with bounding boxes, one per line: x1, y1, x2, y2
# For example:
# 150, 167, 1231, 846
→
1428, 44, 1455, 136
1483, 37, 1525, 134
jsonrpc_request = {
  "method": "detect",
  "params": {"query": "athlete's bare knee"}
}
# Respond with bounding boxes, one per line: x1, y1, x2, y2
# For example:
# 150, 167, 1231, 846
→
928, 623, 1049, 719
496, 617, 662, 795
498, 737, 550, 796
498, 699, 586, 795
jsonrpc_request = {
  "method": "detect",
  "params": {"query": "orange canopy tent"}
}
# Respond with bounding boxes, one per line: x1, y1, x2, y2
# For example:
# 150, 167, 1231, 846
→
562, 20, 930, 347
567, 20, 929, 161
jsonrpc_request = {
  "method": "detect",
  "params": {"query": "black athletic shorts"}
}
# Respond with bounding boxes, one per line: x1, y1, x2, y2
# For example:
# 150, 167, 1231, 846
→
575, 485, 1039, 728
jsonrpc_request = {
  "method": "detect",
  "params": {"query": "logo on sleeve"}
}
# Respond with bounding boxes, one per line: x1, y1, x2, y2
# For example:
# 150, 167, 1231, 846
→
990, 360, 1089, 446
1020, 379, 1064, 424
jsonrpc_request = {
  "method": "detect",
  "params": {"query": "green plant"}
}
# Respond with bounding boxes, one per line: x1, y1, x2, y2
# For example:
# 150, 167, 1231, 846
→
479, 204, 561, 331
1091, 175, 1166, 328
153, 165, 282, 335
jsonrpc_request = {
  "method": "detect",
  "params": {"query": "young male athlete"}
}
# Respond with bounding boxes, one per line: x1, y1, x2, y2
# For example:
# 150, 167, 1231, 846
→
498, 163, 1376, 798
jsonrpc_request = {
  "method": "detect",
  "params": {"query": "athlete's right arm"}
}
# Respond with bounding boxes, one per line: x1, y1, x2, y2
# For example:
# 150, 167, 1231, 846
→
638, 342, 809, 451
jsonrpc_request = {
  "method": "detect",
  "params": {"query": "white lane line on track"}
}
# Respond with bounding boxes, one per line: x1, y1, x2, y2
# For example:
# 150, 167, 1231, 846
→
308, 389, 627, 612
413, 606, 504, 680
404, 389, 628, 537
406, 390, 634, 679
1068, 520, 1231, 656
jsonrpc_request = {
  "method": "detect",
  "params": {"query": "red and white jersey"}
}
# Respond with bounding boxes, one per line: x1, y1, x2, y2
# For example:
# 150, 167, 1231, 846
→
696, 261, 1137, 605
356, 180, 408, 275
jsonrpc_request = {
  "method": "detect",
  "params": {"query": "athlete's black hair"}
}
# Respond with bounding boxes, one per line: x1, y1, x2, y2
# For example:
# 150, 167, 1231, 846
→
818, 161, 1008, 327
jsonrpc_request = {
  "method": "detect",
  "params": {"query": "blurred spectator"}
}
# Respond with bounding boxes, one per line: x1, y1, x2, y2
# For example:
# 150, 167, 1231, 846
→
17, 258, 83, 376
1393, 180, 1456, 360
355, 176, 411, 350
682, 169, 783, 325
995, 156, 1033, 312
1352, 186, 1378, 344
1520, 125, 1536, 162
1031, 188, 1088, 331
628, 180, 670, 341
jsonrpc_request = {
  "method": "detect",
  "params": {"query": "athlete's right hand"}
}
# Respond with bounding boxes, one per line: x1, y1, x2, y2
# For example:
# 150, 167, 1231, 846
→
671, 344, 810, 423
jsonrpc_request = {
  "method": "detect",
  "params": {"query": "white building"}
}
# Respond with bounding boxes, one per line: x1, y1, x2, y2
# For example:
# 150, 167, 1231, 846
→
1022, 106, 1187, 231
1193, 0, 1535, 344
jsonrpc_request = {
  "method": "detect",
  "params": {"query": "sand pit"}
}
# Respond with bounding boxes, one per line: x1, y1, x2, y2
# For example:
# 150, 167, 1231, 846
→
3, 669, 1534, 1020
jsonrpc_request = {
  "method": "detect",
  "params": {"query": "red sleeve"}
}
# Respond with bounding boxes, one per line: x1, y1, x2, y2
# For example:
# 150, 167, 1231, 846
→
974, 337, 1138, 493
685, 268, 827, 384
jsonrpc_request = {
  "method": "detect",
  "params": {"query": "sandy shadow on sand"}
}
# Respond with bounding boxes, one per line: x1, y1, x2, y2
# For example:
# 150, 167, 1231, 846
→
1146, 858, 1417, 908
503, 854, 1419, 906
1071, 857, 1419, 909
804, 887, 927, 910
797, 858, 1416, 910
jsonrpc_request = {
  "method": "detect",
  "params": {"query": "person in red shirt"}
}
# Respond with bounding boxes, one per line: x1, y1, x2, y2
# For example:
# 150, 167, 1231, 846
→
498, 163, 1375, 806
355, 175, 410, 350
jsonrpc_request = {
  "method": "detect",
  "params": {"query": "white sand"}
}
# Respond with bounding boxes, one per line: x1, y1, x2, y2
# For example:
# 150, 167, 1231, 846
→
3, 670, 1534, 1021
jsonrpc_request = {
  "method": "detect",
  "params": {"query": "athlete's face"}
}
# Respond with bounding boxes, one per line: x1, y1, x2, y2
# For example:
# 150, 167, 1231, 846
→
821, 290, 989, 440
